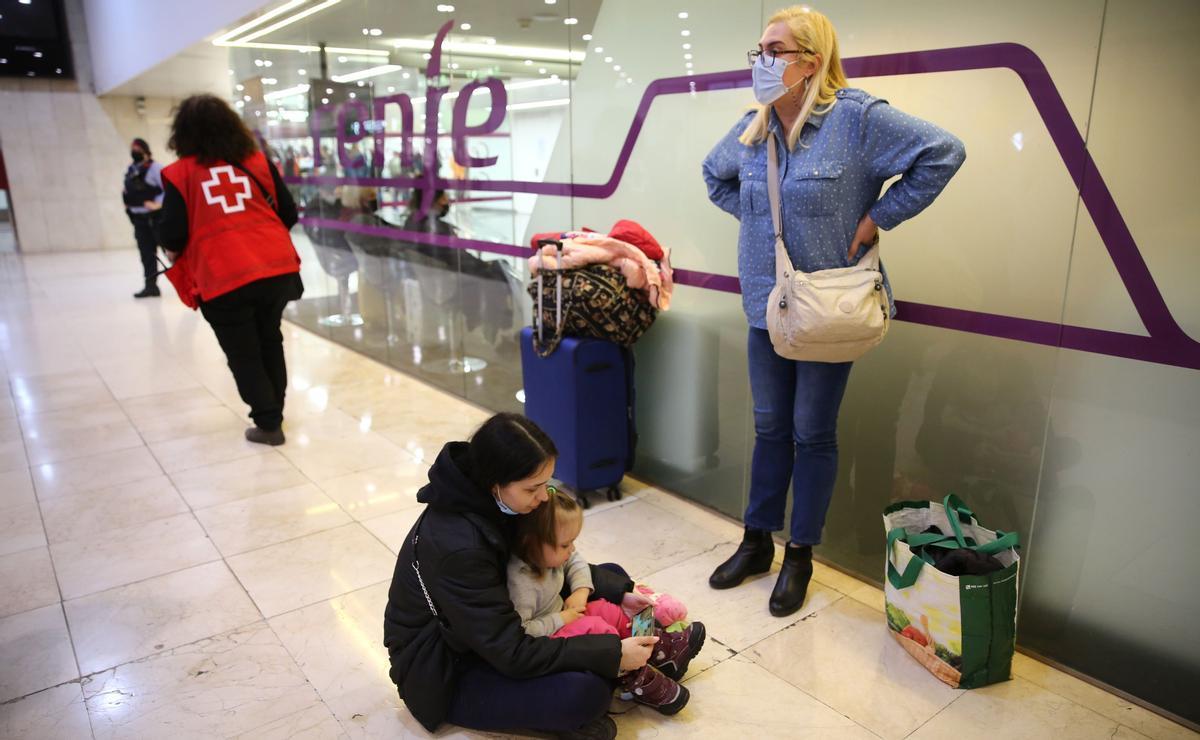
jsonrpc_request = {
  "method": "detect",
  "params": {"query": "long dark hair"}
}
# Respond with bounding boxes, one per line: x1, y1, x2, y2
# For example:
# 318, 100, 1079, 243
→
168, 94, 258, 165
467, 413, 557, 494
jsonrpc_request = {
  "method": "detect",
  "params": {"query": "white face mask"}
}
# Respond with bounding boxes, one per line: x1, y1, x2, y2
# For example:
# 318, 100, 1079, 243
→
752, 54, 806, 106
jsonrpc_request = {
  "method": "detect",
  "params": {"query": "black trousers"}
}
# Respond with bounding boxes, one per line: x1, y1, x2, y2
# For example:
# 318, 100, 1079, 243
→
199, 273, 303, 430
130, 213, 159, 283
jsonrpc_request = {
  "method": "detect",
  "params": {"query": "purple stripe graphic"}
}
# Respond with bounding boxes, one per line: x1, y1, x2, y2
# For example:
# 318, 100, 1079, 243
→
291, 42, 1199, 371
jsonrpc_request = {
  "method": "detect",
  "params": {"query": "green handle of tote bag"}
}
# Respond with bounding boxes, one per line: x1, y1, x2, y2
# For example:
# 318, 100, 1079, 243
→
886, 494, 1021, 590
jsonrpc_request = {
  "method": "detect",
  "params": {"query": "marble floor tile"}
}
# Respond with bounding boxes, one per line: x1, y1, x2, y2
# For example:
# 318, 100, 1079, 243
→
81, 622, 335, 740
39, 474, 189, 544
639, 547, 843, 654
1011, 653, 1195, 740
633, 485, 746, 544
169, 451, 310, 509
51, 512, 220, 600
278, 431, 411, 481
744, 596, 962, 740
0, 466, 35, 507
0, 546, 60, 619
317, 459, 429, 521
118, 386, 225, 424
148, 428, 262, 474
0, 433, 27, 472
909, 676, 1134, 740
226, 524, 395, 617
91, 356, 203, 400
360, 505, 426, 555
575, 499, 739, 581
22, 417, 144, 466
130, 404, 245, 444
0, 496, 46, 557
614, 655, 875, 739
0, 604, 78, 703
0, 681, 93, 740
32, 445, 164, 500
376, 419, 480, 464
9, 369, 114, 415
195, 483, 353, 556
65, 561, 261, 676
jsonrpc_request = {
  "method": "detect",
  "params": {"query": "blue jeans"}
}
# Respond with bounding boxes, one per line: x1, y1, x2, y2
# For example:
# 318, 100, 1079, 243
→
744, 328, 853, 545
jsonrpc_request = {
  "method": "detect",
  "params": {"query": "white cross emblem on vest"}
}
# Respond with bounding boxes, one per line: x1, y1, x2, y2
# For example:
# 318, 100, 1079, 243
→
200, 165, 252, 214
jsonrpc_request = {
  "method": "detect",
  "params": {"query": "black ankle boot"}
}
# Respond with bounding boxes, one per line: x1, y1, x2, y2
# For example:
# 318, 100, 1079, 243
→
709, 527, 775, 590
133, 283, 161, 298
769, 543, 813, 617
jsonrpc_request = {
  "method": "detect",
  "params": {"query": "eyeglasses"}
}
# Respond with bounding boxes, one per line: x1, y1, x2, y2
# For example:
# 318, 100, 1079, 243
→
747, 48, 812, 67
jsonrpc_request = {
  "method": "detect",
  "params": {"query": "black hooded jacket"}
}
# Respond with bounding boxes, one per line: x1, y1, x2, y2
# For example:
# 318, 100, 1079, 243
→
383, 442, 624, 731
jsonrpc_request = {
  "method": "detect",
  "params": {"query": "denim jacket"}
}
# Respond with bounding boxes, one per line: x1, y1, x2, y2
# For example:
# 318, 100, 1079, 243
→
702, 88, 966, 329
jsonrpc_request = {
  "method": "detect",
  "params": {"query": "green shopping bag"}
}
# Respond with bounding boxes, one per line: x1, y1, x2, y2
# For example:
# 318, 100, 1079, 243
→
882, 494, 1020, 689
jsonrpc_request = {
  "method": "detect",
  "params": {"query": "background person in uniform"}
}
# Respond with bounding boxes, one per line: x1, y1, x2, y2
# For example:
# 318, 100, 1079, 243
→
156, 95, 303, 446
122, 137, 165, 298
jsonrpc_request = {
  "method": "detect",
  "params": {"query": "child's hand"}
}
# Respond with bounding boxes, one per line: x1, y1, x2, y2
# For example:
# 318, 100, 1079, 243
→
560, 606, 585, 625
621, 590, 653, 617
564, 588, 590, 612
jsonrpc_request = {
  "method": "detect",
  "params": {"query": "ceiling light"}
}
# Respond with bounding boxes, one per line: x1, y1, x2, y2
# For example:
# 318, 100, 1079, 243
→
450, 62, 459, 69
32, 51, 43, 58
545, 0, 557, 3
422, 53, 432, 59
349, 92, 357, 98
485, 38, 496, 44
582, 34, 592, 41
212, 0, 306, 46
604, 56, 613, 63
369, 28, 383, 36
402, 72, 411, 78
393, 37, 582, 63
682, 43, 691, 49
331, 64, 403, 83
685, 62, 692, 69
678, 11, 689, 19
684, 53, 692, 59
326, 87, 333, 93
263, 77, 278, 84
387, 86, 395, 92
218, 41, 387, 56
338, 55, 348, 62
460, 23, 471, 30
298, 68, 307, 75
357, 80, 366, 86
228, 68, 234, 75
232, 0, 343, 44
236, 83, 245, 91
594, 47, 604, 53
263, 60, 273, 67
255, 110, 262, 116
254, 59, 264, 67
362, 28, 370, 35
564, 17, 578, 25
321, 97, 329, 104
436, 4, 455, 11
524, 59, 533, 65
613, 65, 621, 71
243, 95, 252, 101
264, 83, 310, 101
681, 30, 690, 36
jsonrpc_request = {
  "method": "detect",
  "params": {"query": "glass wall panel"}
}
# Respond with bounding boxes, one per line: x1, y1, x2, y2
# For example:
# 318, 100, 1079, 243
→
220, 0, 1198, 723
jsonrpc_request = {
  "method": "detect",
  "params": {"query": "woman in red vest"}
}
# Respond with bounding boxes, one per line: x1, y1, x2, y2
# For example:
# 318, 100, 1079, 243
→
156, 94, 303, 446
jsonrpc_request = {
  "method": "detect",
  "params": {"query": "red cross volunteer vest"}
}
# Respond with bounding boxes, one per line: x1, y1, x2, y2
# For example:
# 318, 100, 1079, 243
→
161, 152, 300, 304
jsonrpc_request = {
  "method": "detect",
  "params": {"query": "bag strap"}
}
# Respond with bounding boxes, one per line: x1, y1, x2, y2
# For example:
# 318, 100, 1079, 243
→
227, 159, 280, 215
765, 132, 792, 284
410, 510, 442, 619
532, 238, 571, 358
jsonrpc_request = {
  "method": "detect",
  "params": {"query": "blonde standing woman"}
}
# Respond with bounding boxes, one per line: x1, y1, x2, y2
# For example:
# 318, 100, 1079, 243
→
702, 7, 966, 616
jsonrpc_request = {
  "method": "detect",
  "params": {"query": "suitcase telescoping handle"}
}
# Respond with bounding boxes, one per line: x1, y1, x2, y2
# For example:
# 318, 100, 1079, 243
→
535, 237, 565, 347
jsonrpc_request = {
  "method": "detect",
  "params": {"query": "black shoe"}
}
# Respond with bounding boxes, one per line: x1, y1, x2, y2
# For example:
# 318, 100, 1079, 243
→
244, 426, 285, 446
709, 527, 775, 590
557, 715, 617, 740
133, 284, 161, 298
769, 543, 814, 617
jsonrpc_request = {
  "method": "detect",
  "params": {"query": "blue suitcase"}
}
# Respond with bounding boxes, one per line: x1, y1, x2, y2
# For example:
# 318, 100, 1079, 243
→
520, 327, 634, 505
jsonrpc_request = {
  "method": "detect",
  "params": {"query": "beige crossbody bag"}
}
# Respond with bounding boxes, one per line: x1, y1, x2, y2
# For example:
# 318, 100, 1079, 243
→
764, 132, 890, 363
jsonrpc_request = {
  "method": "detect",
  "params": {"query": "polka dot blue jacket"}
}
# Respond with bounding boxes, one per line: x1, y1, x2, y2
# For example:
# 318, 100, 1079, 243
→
702, 88, 966, 329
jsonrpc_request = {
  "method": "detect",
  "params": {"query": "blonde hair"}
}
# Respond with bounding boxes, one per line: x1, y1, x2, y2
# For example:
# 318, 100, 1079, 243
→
739, 6, 849, 150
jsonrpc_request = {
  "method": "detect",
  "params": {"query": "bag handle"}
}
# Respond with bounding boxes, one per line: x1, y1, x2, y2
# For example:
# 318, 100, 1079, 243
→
410, 510, 442, 619
532, 238, 570, 358
226, 159, 281, 217
886, 495, 1022, 590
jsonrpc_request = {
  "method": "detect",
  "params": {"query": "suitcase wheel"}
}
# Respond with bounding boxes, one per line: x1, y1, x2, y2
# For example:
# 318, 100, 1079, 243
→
606, 486, 622, 502
576, 492, 591, 509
